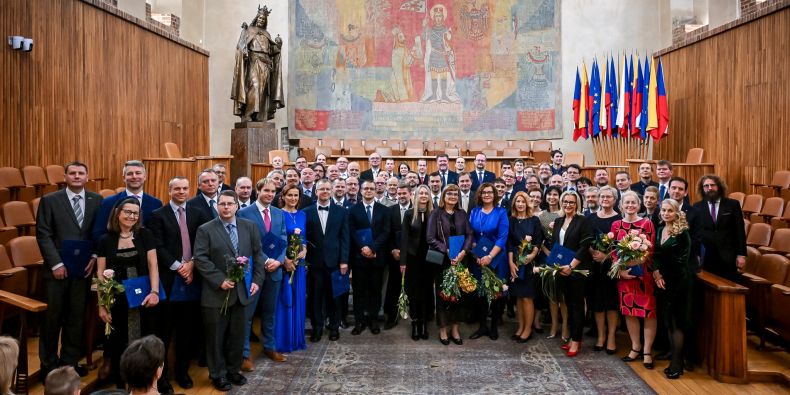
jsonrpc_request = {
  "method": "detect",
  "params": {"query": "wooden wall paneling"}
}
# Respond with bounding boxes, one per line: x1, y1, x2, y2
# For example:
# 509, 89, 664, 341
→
654, 9, 789, 196
0, 0, 210, 190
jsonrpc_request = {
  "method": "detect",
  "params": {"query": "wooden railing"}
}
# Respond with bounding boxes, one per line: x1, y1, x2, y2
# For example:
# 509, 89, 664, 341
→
0, 290, 46, 395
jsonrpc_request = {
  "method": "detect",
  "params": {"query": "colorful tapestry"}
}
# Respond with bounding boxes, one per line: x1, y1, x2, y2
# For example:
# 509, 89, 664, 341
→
289, 0, 561, 139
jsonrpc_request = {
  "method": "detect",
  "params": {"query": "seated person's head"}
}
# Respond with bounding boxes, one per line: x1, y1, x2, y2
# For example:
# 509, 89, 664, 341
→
0, 336, 19, 395
44, 366, 81, 395
120, 335, 165, 393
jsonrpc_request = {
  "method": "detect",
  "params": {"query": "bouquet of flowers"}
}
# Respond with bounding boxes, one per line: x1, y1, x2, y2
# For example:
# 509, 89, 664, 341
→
607, 229, 652, 279
397, 272, 409, 320
537, 265, 590, 301
591, 232, 617, 255
478, 266, 508, 305
515, 236, 534, 267
93, 269, 125, 336
222, 255, 249, 315
287, 228, 306, 284
438, 263, 477, 303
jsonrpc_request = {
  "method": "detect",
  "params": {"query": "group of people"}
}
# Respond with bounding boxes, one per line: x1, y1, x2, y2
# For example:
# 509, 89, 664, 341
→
33, 149, 746, 392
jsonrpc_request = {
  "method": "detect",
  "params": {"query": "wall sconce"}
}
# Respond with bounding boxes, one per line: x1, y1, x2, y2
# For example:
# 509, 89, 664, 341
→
7, 35, 33, 52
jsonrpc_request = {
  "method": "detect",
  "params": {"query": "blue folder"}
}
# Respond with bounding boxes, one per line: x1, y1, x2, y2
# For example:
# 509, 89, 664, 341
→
546, 244, 576, 267
61, 240, 92, 277
331, 269, 350, 298
123, 276, 167, 308
170, 275, 201, 302
448, 235, 465, 260
625, 262, 644, 277
261, 232, 287, 259
355, 228, 373, 247
244, 256, 253, 297
473, 236, 495, 259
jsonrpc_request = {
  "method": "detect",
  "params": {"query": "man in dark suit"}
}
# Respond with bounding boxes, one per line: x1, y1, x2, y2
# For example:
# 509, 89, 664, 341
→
299, 166, 317, 201
304, 179, 350, 341
494, 178, 511, 210
458, 173, 477, 212
212, 163, 232, 193
693, 175, 746, 281
359, 152, 383, 182
92, 160, 163, 241
187, 168, 220, 221
348, 180, 391, 335
36, 161, 102, 378
631, 162, 659, 196
193, 190, 266, 392
148, 176, 209, 391
237, 178, 288, 367
383, 182, 412, 329
415, 159, 429, 185
470, 153, 496, 192
331, 178, 355, 209
435, 154, 458, 187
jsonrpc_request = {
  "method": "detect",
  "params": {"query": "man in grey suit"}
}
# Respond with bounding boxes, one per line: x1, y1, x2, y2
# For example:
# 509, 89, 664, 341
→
194, 190, 266, 391
36, 161, 102, 378
237, 177, 287, 370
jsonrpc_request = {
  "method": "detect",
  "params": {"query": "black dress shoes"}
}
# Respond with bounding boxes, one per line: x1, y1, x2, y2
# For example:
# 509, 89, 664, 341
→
72, 365, 89, 377
411, 322, 420, 341
439, 337, 450, 346
489, 325, 499, 340
175, 373, 194, 389
469, 327, 489, 339
226, 372, 247, 386
157, 379, 174, 394
370, 322, 381, 334
212, 377, 232, 392
329, 329, 340, 341
351, 323, 366, 335
310, 328, 323, 342
450, 336, 463, 345
420, 322, 429, 340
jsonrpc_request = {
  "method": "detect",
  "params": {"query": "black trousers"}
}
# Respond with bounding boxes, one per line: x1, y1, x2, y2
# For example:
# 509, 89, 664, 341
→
155, 299, 200, 378
202, 303, 246, 380
310, 268, 340, 330
564, 275, 588, 342
352, 264, 384, 323
39, 276, 89, 374
382, 259, 402, 321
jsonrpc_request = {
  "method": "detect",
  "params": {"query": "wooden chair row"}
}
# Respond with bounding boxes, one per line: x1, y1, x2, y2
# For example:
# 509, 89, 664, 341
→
0, 165, 106, 205
751, 169, 790, 199
741, 248, 790, 347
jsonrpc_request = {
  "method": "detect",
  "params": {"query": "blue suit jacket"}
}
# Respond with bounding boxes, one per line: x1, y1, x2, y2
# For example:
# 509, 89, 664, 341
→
304, 203, 350, 270
92, 191, 163, 242
469, 170, 496, 191
237, 203, 287, 282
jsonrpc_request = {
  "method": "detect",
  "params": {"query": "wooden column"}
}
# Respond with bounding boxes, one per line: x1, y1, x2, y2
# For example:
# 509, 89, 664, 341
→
141, 158, 196, 203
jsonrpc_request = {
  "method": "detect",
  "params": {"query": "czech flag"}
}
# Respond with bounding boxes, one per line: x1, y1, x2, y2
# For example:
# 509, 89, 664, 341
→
652, 57, 669, 141
630, 56, 643, 138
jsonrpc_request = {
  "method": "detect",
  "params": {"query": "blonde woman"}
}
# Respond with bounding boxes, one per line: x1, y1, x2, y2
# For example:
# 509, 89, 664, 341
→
653, 199, 691, 379
0, 336, 18, 395
401, 184, 434, 340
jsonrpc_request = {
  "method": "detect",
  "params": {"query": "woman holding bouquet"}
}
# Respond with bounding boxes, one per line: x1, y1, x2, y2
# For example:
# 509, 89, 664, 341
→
507, 191, 544, 343
653, 199, 692, 379
611, 191, 657, 369
96, 198, 160, 387
535, 186, 568, 342
468, 183, 509, 341
275, 184, 308, 352
585, 186, 621, 354
427, 184, 474, 345
400, 184, 434, 340
554, 191, 592, 357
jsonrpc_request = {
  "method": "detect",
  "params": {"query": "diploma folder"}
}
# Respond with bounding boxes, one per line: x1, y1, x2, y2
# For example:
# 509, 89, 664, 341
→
546, 244, 576, 267
61, 240, 92, 277
355, 228, 373, 248
261, 232, 287, 259
448, 235, 465, 260
169, 275, 201, 302
123, 276, 167, 308
331, 269, 350, 298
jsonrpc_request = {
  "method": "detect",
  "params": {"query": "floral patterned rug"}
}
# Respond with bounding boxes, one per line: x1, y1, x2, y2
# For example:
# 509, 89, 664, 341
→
232, 322, 655, 394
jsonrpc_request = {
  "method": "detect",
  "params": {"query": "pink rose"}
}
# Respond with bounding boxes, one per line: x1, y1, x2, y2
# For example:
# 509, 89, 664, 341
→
629, 241, 641, 250
629, 229, 639, 236
103, 269, 115, 279
639, 245, 648, 252
548, 222, 555, 229
607, 232, 615, 239
294, 228, 302, 235
525, 236, 532, 242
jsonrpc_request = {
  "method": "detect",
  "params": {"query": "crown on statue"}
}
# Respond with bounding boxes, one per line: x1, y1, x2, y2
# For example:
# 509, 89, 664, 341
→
257, 5, 272, 17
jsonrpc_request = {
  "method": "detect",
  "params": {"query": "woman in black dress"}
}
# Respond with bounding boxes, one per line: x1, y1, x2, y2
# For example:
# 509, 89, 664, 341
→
426, 184, 474, 345
653, 198, 692, 379
96, 198, 160, 387
507, 192, 544, 343
585, 186, 621, 354
401, 184, 435, 341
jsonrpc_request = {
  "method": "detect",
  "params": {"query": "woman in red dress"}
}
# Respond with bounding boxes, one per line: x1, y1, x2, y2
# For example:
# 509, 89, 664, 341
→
611, 191, 657, 370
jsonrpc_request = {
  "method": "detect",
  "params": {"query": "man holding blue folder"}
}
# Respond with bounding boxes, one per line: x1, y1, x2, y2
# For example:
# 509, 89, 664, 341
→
348, 180, 390, 335
36, 161, 102, 378
194, 190, 266, 391
237, 177, 288, 368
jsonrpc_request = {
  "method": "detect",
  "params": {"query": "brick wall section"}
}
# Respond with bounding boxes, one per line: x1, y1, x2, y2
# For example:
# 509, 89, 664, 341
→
658, 0, 787, 56
672, 24, 709, 45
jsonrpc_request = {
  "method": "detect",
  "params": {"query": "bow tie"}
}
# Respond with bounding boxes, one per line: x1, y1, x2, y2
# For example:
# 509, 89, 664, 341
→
318, 206, 329, 211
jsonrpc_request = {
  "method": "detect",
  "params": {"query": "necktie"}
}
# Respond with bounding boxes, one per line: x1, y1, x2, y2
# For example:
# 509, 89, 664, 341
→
366, 205, 373, 223
263, 207, 271, 232
241, 203, 248, 208
478, 171, 483, 183
505, 191, 510, 201
710, 202, 717, 224
209, 199, 217, 218
400, 206, 407, 222
177, 207, 192, 261
433, 196, 439, 207
227, 223, 239, 254
304, 189, 311, 198
659, 184, 666, 201
132, 194, 141, 201
442, 171, 447, 185
72, 195, 83, 226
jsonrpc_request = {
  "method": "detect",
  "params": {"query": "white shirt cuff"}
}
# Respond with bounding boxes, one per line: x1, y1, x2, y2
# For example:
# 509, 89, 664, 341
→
52, 263, 64, 271
170, 260, 183, 271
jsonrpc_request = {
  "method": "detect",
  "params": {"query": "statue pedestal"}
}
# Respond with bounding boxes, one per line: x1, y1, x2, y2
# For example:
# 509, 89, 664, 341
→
231, 121, 278, 180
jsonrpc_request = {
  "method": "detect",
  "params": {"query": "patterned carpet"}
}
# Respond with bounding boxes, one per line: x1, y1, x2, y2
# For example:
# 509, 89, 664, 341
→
232, 321, 655, 395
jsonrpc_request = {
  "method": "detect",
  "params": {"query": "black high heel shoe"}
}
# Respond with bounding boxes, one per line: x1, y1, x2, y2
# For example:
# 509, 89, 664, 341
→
621, 348, 643, 362
516, 334, 532, 343
643, 353, 654, 370
439, 336, 450, 346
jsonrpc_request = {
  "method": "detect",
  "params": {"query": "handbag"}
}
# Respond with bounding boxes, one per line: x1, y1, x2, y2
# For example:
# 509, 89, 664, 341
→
425, 215, 449, 265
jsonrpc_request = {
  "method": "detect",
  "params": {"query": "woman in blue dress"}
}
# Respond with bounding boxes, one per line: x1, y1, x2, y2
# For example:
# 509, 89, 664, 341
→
468, 183, 509, 341
274, 184, 307, 352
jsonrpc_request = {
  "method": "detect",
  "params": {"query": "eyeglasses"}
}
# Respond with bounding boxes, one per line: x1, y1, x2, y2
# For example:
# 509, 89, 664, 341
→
217, 202, 237, 207
444, 192, 459, 196
362, 187, 375, 191
479, 191, 494, 195
121, 209, 140, 217
561, 201, 577, 206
